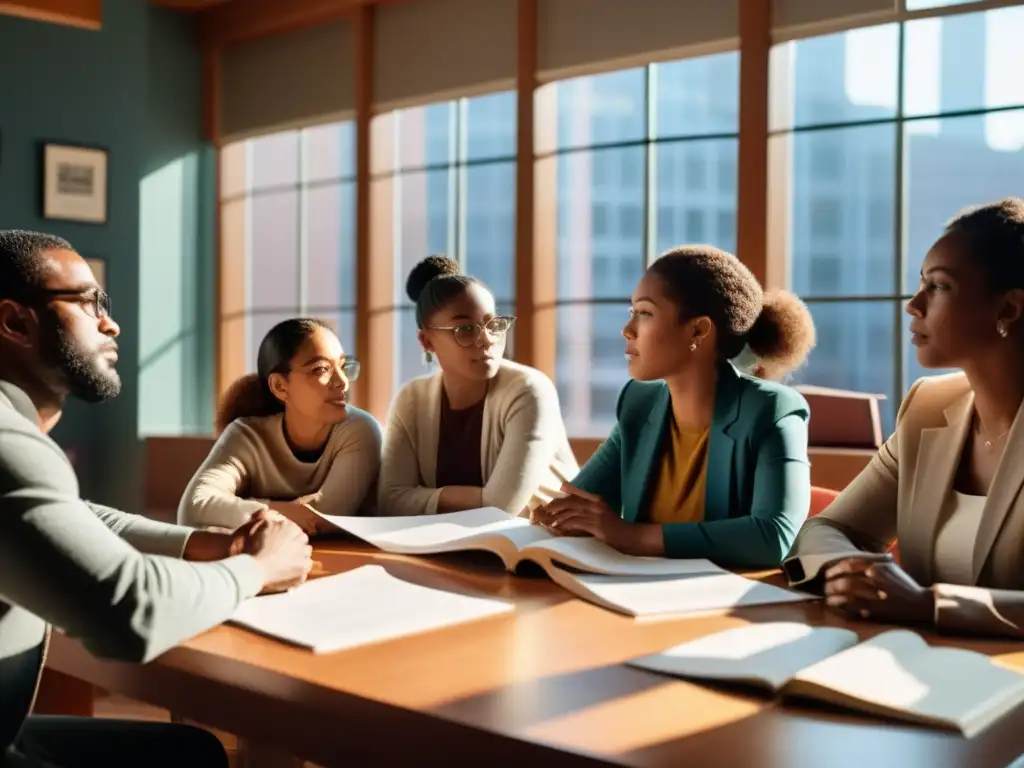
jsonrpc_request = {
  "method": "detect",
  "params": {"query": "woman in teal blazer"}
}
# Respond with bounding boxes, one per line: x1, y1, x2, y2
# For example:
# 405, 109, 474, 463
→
535, 245, 817, 567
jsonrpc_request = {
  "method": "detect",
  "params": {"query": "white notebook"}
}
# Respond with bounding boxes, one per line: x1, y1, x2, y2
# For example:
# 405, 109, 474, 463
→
629, 622, 1024, 737
229, 565, 513, 653
315, 506, 724, 579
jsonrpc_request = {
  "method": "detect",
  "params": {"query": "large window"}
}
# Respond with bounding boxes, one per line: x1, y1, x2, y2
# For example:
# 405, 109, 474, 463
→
537, 53, 740, 437
371, 92, 517, 394
771, 6, 1024, 431
219, 122, 357, 371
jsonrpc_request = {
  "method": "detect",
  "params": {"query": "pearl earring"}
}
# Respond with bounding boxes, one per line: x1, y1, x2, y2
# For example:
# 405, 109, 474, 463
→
689, 342, 698, 352
998, 324, 1009, 339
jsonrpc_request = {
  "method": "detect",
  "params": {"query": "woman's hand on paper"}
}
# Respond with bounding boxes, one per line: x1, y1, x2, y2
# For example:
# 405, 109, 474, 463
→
822, 557, 934, 625
540, 483, 638, 552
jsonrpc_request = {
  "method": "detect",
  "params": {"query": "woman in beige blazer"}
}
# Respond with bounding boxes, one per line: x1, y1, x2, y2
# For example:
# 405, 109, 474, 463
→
378, 256, 578, 517
786, 198, 1024, 638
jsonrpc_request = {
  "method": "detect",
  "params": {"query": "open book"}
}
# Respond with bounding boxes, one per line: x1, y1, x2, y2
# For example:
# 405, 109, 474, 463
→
628, 622, 1024, 737
315, 506, 726, 579
314, 507, 812, 618
230, 565, 513, 653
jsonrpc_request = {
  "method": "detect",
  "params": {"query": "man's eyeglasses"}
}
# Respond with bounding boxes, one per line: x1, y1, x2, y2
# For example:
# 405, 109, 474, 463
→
428, 316, 516, 348
32, 288, 111, 319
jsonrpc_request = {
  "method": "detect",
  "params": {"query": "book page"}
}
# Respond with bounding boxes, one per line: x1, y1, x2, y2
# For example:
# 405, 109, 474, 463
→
314, 507, 550, 554
549, 569, 815, 618
525, 536, 727, 577
230, 565, 514, 653
788, 630, 1024, 737
629, 622, 858, 691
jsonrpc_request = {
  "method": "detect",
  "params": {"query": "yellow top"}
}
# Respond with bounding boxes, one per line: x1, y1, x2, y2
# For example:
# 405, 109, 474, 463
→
645, 419, 710, 525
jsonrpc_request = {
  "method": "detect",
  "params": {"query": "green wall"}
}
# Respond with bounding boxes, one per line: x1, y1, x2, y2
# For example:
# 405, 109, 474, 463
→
0, 1, 215, 511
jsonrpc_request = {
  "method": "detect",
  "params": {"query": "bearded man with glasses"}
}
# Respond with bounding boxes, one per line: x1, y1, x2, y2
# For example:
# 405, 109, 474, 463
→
0, 230, 313, 767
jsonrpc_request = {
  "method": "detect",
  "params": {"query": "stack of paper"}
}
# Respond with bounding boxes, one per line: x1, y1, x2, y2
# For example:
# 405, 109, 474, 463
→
230, 565, 514, 653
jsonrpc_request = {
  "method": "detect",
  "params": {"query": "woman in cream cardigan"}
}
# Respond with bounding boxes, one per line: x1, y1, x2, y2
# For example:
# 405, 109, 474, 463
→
786, 198, 1024, 639
378, 256, 577, 517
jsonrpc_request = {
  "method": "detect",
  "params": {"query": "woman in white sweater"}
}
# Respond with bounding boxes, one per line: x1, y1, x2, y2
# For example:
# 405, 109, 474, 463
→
379, 256, 577, 517
178, 318, 381, 532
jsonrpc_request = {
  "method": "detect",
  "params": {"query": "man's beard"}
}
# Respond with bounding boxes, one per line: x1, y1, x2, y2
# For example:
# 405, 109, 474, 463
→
39, 314, 121, 403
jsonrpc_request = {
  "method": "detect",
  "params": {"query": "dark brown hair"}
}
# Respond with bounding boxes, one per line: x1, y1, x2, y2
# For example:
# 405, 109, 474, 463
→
215, 317, 332, 434
0, 229, 74, 300
944, 197, 1024, 293
648, 244, 816, 380
405, 255, 484, 328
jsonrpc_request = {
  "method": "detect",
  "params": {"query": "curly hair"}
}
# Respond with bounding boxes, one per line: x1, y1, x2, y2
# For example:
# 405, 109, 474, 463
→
648, 244, 816, 380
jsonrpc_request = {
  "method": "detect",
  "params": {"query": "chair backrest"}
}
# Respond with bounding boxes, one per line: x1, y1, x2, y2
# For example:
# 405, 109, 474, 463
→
809, 486, 839, 517
143, 436, 215, 516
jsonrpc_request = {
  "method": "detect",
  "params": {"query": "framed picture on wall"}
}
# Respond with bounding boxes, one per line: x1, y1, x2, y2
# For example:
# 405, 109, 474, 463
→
84, 256, 106, 291
41, 142, 108, 224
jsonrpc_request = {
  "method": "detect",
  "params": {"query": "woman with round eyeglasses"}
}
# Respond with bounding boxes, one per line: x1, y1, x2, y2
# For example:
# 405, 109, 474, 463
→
378, 256, 577, 517
179, 318, 382, 534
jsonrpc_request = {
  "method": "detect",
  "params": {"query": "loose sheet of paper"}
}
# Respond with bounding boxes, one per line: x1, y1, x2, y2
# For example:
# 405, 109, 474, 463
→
230, 565, 514, 653
560, 570, 815, 618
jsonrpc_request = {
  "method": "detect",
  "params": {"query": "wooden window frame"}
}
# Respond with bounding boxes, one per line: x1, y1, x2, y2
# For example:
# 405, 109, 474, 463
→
206, 0, 772, 434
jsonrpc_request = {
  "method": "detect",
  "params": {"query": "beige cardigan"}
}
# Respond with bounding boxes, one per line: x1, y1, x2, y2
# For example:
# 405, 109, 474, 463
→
378, 360, 578, 517
178, 407, 382, 528
788, 372, 1024, 638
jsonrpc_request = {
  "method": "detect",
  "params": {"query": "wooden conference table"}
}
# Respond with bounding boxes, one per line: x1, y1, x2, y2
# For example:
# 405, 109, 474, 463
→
45, 542, 1024, 767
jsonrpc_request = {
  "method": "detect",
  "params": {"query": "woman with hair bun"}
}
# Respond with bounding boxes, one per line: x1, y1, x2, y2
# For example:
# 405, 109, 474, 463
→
534, 244, 817, 567
378, 255, 577, 517
789, 198, 1024, 638
178, 318, 381, 532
